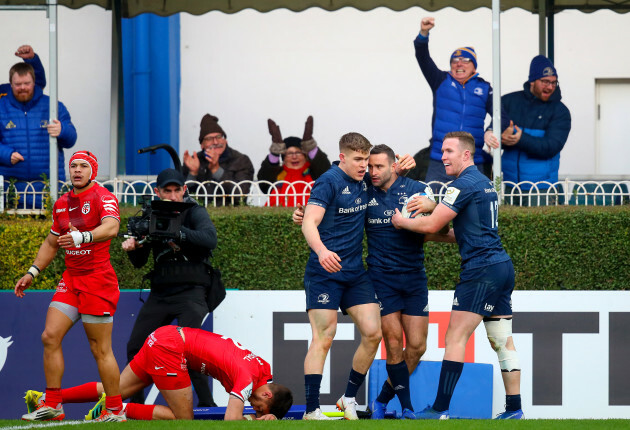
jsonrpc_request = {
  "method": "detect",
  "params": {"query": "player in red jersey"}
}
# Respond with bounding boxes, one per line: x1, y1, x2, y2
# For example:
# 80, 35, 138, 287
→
28, 326, 293, 421
15, 151, 125, 423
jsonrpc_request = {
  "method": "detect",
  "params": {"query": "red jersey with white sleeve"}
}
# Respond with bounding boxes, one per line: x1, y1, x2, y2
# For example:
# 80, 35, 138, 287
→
182, 328, 273, 402
51, 183, 120, 275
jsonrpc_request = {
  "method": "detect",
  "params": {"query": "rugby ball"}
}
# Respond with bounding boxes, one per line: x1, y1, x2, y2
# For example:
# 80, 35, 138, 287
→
400, 189, 435, 218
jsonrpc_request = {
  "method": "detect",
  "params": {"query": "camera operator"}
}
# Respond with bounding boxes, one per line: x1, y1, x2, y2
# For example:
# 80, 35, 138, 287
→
122, 168, 218, 407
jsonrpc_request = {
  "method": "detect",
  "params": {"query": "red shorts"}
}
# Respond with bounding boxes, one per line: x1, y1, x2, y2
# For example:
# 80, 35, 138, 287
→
129, 326, 191, 391
51, 266, 120, 316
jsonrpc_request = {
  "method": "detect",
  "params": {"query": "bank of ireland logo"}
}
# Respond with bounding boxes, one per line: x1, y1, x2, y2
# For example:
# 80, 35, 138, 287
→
82, 201, 91, 215
355, 198, 362, 204
318, 293, 330, 304
384, 210, 395, 217
0, 336, 13, 371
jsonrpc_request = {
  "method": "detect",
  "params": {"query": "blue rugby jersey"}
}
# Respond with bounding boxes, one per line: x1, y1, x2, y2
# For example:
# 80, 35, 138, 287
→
366, 176, 432, 272
440, 165, 510, 270
306, 163, 368, 272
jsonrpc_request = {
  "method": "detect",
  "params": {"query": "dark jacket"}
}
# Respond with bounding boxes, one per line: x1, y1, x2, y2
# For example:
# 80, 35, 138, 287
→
182, 145, 254, 205
414, 34, 509, 165
257, 146, 331, 194
127, 196, 218, 296
501, 83, 571, 188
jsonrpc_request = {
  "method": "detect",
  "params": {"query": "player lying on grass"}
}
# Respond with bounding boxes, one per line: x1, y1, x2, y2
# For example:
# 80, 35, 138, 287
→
24, 326, 293, 421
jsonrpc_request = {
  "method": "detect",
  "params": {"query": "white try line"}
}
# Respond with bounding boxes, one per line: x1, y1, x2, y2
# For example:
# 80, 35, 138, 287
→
3, 421, 87, 430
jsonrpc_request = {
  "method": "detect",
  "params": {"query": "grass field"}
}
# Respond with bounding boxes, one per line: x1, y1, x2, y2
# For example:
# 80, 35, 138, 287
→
2, 419, 630, 430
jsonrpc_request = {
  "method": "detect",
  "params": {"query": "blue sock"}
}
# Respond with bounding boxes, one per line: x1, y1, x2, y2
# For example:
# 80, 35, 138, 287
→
506, 394, 521, 411
344, 368, 366, 398
376, 380, 396, 404
387, 361, 413, 411
305, 374, 322, 413
432, 360, 464, 412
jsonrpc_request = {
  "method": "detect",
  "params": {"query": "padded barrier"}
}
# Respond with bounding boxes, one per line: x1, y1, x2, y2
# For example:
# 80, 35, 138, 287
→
367, 360, 493, 419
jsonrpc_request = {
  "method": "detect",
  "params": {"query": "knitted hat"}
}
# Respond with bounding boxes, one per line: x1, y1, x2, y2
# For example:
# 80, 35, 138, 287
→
156, 168, 185, 188
199, 114, 226, 143
528, 55, 557, 82
284, 137, 301, 150
69, 150, 98, 181
451, 47, 477, 69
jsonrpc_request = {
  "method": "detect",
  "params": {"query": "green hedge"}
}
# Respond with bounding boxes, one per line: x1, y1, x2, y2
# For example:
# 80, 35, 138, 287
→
1, 205, 629, 291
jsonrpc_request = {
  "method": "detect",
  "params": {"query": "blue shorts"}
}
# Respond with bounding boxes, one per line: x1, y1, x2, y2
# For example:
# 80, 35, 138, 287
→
304, 268, 377, 313
369, 269, 428, 317
452, 259, 514, 316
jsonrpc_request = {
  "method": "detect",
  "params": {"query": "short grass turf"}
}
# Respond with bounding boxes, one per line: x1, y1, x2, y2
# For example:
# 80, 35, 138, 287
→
1, 420, 630, 430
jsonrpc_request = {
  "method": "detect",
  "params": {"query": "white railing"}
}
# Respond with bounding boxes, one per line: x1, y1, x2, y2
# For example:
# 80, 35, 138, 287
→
1, 177, 628, 215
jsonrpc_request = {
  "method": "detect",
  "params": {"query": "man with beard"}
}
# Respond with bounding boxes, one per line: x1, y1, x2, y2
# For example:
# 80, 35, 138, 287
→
294, 145, 450, 419
0, 61, 76, 208
392, 132, 523, 420
486, 55, 571, 205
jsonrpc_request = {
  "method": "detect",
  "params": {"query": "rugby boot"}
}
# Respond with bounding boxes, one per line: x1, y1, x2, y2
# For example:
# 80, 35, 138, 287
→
414, 405, 450, 420
85, 392, 106, 421
368, 399, 386, 419
303, 408, 333, 420
24, 390, 44, 414
494, 409, 524, 419
400, 408, 416, 419
336, 395, 359, 420
22, 404, 65, 421
92, 408, 127, 422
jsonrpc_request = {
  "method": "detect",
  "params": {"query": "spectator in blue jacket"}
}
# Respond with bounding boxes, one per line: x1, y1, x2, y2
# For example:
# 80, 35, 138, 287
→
414, 17, 509, 190
0, 45, 46, 99
487, 55, 571, 205
0, 61, 76, 209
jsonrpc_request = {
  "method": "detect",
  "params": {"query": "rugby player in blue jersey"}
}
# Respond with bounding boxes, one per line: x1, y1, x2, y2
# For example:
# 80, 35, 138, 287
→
364, 144, 452, 419
300, 132, 377, 421
392, 131, 524, 420
294, 143, 450, 419
299, 133, 418, 421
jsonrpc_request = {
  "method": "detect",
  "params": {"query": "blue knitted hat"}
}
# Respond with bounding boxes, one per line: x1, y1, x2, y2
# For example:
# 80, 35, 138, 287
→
451, 47, 477, 69
528, 55, 557, 82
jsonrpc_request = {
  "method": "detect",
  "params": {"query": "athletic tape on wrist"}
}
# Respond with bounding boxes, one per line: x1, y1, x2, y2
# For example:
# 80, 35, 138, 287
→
82, 231, 93, 243
244, 415, 253, 421
27, 265, 40, 278
70, 230, 93, 246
